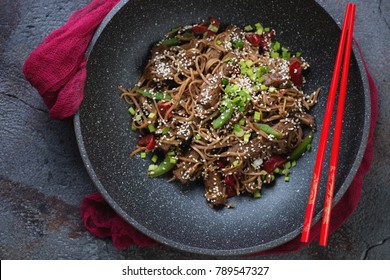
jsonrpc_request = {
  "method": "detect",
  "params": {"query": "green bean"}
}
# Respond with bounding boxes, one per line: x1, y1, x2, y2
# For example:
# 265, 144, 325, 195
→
160, 38, 181, 46
288, 132, 313, 160
147, 155, 176, 177
255, 123, 283, 139
136, 89, 172, 100
212, 106, 234, 129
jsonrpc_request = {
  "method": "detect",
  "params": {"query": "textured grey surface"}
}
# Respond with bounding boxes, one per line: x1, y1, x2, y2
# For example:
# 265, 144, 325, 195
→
0, 0, 389, 259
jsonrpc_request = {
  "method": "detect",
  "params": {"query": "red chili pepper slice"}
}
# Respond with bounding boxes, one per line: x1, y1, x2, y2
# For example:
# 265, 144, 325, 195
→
158, 102, 173, 119
137, 134, 155, 151
207, 30, 216, 37
289, 58, 303, 86
235, 172, 243, 180
192, 25, 208, 34
262, 155, 287, 173
192, 25, 215, 37
224, 175, 236, 198
224, 175, 235, 187
209, 17, 220, 28
246, 34, 261, 45
216, 160, 227, 168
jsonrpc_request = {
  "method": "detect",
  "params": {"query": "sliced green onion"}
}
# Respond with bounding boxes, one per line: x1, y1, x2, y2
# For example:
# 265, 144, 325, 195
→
140, 152, 147, 159
296, 52, 302, 58
238, 106, 246, 112
239, 118, 246, 126
257, 76, 266, 84
282, 168, 291, 176
270, 52, 280, 58
260, 84, 268, 91
208, 25, 219, 33
260, 65, 270, 73
284, 176, 290, 182
245, 60, 254, 67
291, 160, 297, 167
254, 111, 261, 121
233, 160, 239, 167
225, 85, 236, 94
244, 133, 251, 143
128, 107, 136, 115
239, 60, 247, 68
250, 73, 258, 82
194, 134, 202, 140
232, 41, 244, 48
255, 23, 263, 35
282, 51, 291, 59
224, 58, 232, 63
148, 124, 156, 133
244, 25, 253, 31
216, 39, 222, 45
131, 124, 137, 131
256, 123, 283, 139
169, 157, 177, 164
148, 112, 156, 119
232, 96, 241, 104
272, 41, 281, 51
221, 78, 229, 86
148, 164, 158, 171
264, 27, 270, 32
253, 189, 262, 198
151, 154, 158, 163
233, 124, 245, 137
162, 127, 169, 135
167, 151, 175, 156
268, 86, 276, 93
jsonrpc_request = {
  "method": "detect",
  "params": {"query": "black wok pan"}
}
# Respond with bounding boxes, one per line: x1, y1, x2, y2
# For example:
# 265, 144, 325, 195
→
74, 0, 370, 255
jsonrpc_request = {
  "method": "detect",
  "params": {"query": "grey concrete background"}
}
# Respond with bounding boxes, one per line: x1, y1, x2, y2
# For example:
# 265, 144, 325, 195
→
0, 0, 389, 259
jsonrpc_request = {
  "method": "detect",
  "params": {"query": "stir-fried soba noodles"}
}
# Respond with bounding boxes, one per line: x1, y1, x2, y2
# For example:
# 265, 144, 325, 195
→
120, 18, 320, 208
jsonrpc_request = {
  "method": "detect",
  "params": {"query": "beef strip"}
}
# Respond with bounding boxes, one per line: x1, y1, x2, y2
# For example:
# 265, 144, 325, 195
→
263, 73, 285, 87
220, 52, 239, 76
197, 74, 221, 109
294, 112, 315, 128
204, 171, 226, 207
226, 138, 271, 164
172, 149, 200, 184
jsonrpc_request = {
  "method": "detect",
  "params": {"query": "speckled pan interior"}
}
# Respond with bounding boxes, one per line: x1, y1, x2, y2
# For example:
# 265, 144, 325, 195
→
74, 0, 370, 255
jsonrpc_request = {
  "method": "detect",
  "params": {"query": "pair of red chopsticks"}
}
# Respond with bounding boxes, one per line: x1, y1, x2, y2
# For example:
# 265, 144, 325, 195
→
300, 3, 356, 246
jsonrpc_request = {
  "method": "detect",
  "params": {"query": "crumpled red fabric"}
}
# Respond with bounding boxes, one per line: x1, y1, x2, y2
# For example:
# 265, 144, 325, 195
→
23, 0, 119, 120
80, 193, 158, 250
24, 0, 377, 253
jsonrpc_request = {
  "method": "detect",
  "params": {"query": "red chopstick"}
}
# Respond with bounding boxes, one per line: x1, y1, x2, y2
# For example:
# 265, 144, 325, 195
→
319, 4, 356, 246
300, 2, 356, 244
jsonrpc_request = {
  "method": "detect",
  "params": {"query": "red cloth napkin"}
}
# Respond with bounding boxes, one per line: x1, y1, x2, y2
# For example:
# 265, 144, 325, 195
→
23, 0, 120, 119
24, 0, 377, 253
